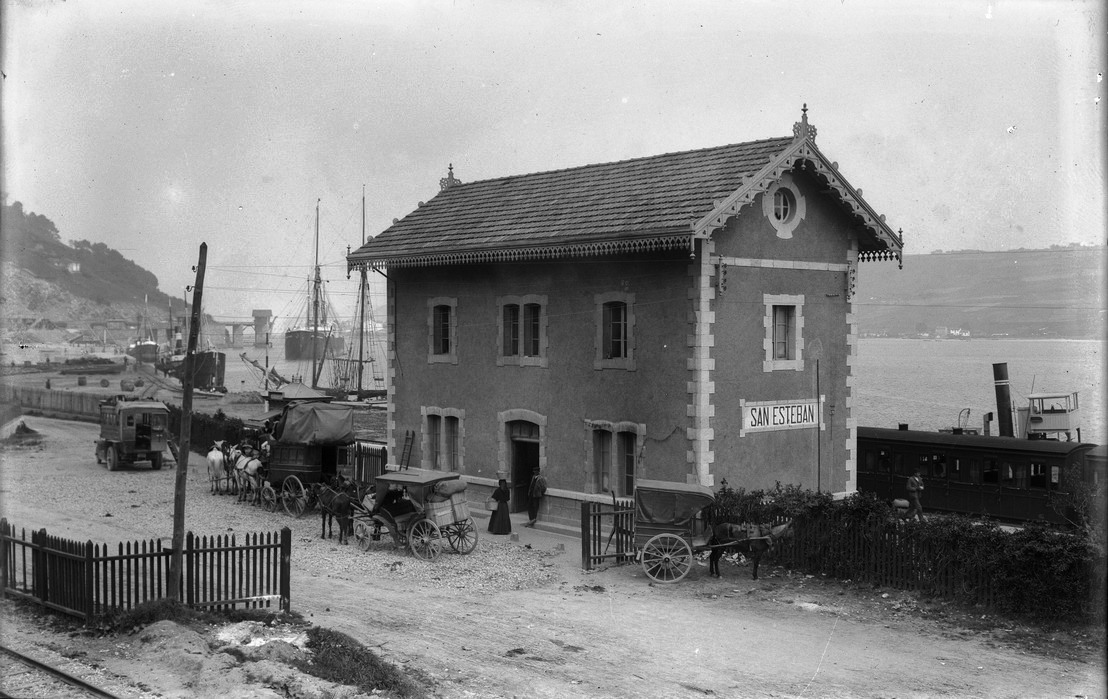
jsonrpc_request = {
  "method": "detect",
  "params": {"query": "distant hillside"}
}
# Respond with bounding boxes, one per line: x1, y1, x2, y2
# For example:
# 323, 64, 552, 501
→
0, 199, 201, 345
854, 247, 1106, 339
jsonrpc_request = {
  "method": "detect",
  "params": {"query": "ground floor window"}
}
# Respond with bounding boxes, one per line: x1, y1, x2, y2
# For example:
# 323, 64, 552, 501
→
422, 407, 464, 471
586, 420, 643, 496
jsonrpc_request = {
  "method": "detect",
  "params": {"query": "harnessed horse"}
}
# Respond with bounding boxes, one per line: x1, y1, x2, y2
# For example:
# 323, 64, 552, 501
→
228, 444, 266, 505
311, 479, 354, 544
206, 441, 230, 494
708, 520, 794, 580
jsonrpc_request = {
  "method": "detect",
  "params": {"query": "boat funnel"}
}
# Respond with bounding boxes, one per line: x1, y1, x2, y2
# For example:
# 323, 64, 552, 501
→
992, 363, 1014, 437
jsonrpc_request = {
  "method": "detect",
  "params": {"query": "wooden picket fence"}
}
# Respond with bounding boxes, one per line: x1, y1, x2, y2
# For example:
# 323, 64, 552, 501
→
0, 518, 291, 621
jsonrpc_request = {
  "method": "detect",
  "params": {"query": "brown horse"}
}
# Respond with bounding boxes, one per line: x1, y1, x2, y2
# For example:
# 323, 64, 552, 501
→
312, 482, 353, 544
708, 520, 793, 580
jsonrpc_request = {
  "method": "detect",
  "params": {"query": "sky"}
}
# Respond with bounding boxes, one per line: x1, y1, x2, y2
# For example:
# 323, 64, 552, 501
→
2, 0, 1105, 327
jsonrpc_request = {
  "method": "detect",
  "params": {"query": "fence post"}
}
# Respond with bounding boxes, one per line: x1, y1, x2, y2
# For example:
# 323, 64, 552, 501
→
33, 528, 47, 605
580, 502, 591, 571
279, 527, 291, 612
84, 540, 95, 622
185, 531, 194, 607
0, 519, 8, 593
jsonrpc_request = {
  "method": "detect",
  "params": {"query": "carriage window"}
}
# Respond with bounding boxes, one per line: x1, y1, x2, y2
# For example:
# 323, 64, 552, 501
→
983, 458, 999, 484
864, 451, 875, 471
1029, 462, 1047, 489
1001, 462, 1026, 489
126, 415, 134, 427
878, 449, 891, 473
1051, 464, 1062, 490
893, 453, 907, 475
950, 457, 977, 483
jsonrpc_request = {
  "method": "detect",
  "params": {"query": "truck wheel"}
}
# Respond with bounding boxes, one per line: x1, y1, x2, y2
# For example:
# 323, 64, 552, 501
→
106, 446, 119, 472
150, 453, 163, 470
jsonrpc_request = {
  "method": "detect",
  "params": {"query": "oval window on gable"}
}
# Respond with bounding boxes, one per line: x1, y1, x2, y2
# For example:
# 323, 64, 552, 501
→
773, 188, 796, 224
762, 173, 806, 239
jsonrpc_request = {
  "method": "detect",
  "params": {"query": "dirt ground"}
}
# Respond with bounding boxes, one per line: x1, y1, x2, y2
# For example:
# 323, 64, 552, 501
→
0, 415, 1104, 699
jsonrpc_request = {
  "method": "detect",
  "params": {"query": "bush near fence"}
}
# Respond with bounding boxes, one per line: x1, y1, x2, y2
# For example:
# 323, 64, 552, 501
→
711, 484, 1104, 623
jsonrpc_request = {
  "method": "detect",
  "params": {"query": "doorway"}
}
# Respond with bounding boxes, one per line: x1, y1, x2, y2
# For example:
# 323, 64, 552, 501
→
508, 420, 540, 513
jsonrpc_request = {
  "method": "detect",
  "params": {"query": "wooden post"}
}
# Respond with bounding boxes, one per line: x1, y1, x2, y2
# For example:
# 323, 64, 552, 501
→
580, 502, 591, 571
279, 527, 292, 612
169, 243, 207, 602
84, 540, 94, 622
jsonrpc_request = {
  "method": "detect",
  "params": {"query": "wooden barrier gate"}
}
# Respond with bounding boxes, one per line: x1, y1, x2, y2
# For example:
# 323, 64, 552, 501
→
580, 498, 635, 570
0, 519, 291, 621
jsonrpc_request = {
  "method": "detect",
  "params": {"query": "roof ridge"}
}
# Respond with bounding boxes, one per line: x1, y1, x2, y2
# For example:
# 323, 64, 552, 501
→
450, 135, 793, 188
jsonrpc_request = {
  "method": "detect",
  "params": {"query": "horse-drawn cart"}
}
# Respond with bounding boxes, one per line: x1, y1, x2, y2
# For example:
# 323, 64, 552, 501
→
352, 468, 479, 561
632, 479, 793, 583
258, 401, 356, 516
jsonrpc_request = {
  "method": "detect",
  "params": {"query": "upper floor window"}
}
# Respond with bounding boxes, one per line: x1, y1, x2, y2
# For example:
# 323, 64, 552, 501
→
763, 294, 804, 372
427, 297, 458, 364
498, 295, 548, 367
594, 292, 635, 370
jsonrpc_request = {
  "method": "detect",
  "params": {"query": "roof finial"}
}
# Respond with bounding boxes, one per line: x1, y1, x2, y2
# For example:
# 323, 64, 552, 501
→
793, 104, 817, 142
440, 163, 462, 191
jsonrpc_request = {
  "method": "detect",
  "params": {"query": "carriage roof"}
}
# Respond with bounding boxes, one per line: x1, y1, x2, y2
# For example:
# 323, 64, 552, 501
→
374, 468, 461, 489
634, 479, 716, 526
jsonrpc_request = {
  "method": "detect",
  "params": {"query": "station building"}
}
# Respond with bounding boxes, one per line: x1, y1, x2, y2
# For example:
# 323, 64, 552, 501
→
347, 108, 904, 533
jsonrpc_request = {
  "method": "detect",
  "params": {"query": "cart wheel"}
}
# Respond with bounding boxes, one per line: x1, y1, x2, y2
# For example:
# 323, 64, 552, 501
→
641, 533, 693, 584
282, 476, 307, 518
445, 518, 479, 554
408, 519, 443, 561
353, 521, 373, 551
106, 446, 118, 472
260, 483, 278, 512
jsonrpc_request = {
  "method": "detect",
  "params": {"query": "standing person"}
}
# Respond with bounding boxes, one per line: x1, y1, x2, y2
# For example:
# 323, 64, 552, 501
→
905, 467, 925, 522
488, 479, 512, 535
525, 466, 547, 528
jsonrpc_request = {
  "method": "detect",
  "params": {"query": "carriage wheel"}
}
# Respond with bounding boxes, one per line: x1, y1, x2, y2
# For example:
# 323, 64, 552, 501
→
408, 519, 443, 561
445, 518, 479, 554
353, 521, 374, 551
281, 476, 307, 518
260, 483, 278, 512
641, 533, 694, 584
106, 446, 119, 472
150, 453, 163, 470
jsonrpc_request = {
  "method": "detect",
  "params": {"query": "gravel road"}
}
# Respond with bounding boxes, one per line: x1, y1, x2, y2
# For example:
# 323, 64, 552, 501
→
1, 415, 1104, 699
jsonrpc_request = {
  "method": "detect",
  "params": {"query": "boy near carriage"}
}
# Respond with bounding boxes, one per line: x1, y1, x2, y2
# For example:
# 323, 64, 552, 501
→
905, 468, 925, 522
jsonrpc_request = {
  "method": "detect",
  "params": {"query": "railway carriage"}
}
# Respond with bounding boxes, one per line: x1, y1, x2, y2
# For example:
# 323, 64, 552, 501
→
856, 426, 1101, 526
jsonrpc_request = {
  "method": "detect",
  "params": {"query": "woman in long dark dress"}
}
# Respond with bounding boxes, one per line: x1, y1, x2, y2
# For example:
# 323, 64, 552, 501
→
488, 479, 512, 534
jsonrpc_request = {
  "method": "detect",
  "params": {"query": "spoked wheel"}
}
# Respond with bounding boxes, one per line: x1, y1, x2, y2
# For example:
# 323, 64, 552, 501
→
281, 476, 307, 517
445, 518, 479, 554
408, 519, 443, 561
260, 483, 278, 512
641, 533, 694, 584
106, 446, 119, 472
353, 521, 374, 551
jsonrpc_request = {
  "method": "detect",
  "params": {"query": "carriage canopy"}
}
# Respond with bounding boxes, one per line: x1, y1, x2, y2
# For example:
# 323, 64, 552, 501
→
634, 479, 716, 528
273, 402, 355, 446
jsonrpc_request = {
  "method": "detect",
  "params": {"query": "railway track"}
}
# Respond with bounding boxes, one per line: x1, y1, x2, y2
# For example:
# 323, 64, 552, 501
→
0, 644, 122, 698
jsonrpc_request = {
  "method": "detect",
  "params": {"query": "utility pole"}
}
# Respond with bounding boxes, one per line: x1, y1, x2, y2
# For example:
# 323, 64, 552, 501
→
169, 243, 207, 602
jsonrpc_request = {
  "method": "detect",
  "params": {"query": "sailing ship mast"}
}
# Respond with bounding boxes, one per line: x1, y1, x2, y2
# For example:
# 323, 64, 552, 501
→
358, 185, 367, 393
310, 199, 321, 389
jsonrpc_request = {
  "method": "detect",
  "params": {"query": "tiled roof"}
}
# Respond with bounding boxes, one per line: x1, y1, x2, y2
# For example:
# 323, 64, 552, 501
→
349, 137, 795, 268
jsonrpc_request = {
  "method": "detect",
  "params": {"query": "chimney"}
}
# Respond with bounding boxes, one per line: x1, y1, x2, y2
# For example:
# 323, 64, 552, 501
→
992, 363, 1014, 437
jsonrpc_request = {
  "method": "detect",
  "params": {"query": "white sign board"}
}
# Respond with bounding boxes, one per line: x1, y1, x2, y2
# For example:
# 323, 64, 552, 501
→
740, 399, 821, 436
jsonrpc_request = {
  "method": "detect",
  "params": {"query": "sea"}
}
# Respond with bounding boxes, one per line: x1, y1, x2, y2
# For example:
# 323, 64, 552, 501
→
228, 336, 1105, 445
852, 338, 1105, 444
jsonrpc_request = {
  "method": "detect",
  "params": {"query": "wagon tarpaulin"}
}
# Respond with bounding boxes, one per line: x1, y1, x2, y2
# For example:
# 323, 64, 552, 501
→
273, 402, 355, 445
